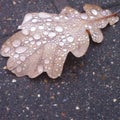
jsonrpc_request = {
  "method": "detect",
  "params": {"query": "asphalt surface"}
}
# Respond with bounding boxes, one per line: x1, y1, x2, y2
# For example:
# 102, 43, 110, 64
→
0, 0, 120, 120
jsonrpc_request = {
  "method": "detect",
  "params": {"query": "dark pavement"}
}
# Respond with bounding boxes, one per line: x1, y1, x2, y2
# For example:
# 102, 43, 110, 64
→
0, 0, 120, 120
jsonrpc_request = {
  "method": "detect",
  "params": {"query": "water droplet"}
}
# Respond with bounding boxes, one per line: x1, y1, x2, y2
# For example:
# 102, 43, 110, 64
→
36, 41, 41, 46
64, 16, 68, 20
32, 19, 38, 23
29, 37, 33, 41
101, 10, 111, 16
46, 19, 52, 22
17, 61, 21, 64
42, 41, 47, 44
58, 57, 61, 60
48, 32, 56, 38
22, 29, 29, 35
20, 56, 26, 61
37, 65, 43, 73
44, 59, 50, 64
54, 16, 60, 20
62, 39, 66, 42
43, 31, 48, 36
25, 41, 29, 44
63, 49, 67, 52
80, 14, 88, 20
33, 34, 40, 40
38, 26, 44, 30
30, 27, 36, 31
14, 54, 19, 58
12, 40, 21, 47
39, 12, 51, 18
30, 41, 35, 45
4, 47, 10, 53
59, 42, 64, 46
15, 46, 27, 54
16, 66, 22, 73
67, 36, 74, 42
91, 9, 98, 15
46, 22, 51, 26
55, 26, 63, 32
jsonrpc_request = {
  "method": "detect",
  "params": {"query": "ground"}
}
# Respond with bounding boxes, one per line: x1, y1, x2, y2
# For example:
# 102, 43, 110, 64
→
0, 0, 120, 120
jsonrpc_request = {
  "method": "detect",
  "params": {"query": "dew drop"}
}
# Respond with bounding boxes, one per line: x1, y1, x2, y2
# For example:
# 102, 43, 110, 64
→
15, 46, 27, 54
4, 47, 10, 53
62, 39, 66, 42
30, 41, 35, 45
32, 19, 38, 23
37, 65, 43, 74
67, 36, 74, 42
22, 29, 29, 35
42, 41, 47, 44
59, 42, 64, 46
48, 32, 56, 38
38, 26, 44, 30
43, 31, 48, 36
39, 12, 51, 18
30, 27, 36, 32
46, 22, 51, 26
25, 41, 29, 44
63, 49, 67, 52
91, 9, 98, 15
14, 54, 19, 58
12, 40, 21, 47
17, 61, 21, 64
80, 14, 88, 20
46, 19, 52, 22
33, 34, 40, 40
54, 16, 60, 20
55, 26, 63, 32
20, 56, 26, 61
16, 66, 22, 73
29, 37, 33, 41
36, 41, 41, 46
44, 59, 50, 64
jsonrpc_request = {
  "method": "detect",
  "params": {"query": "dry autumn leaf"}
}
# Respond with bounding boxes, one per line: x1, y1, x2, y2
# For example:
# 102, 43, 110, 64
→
0, 4, 119, 79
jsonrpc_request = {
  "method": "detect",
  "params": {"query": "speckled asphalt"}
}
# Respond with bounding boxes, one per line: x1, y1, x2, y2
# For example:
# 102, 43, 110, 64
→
0, 0, 120, 120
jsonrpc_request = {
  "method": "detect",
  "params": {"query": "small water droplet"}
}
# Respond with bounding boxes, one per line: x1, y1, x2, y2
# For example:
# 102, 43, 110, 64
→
59, 42, 64, 46
39, 12, 51, 18
54, 16, 60, 20
80, 14, 88, 20
36, 41, 41, 46
37, 65, 43, 73
14, 54, 19, 58
16, 66, 22, 72
48, 32, 56, 38
15, 46, 27, 54
32, 19, 38, 23
4, 47, 10, 53
30, 27, 36, 31
55, 26, 63, 32
44, 59, 50, 64
67, 36, 74, 42
33, 34, 40, 40
12, 40, 21, 47
91, 9, 98, 15
22, 29, 29, 35
20, 56, 26, 61
38, 26, 44, 30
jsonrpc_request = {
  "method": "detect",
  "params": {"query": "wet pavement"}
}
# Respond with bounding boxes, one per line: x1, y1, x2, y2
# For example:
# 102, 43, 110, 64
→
0, 0, 120, 120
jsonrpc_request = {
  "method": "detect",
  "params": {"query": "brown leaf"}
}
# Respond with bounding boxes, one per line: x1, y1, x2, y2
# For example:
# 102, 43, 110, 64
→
0, 4, 119, 79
